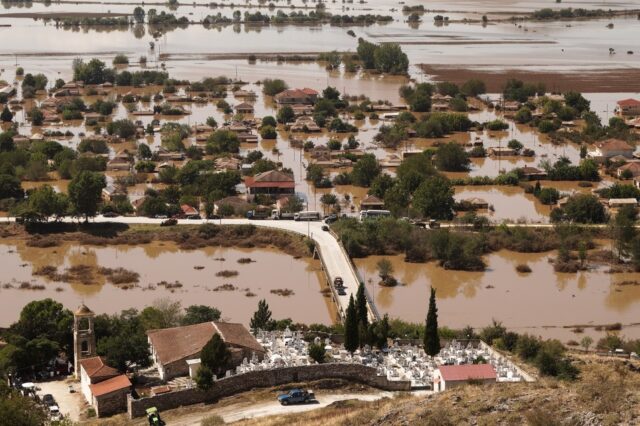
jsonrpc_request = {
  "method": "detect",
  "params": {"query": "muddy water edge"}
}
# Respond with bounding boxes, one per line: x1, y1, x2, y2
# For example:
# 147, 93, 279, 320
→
0, 235, 337, 327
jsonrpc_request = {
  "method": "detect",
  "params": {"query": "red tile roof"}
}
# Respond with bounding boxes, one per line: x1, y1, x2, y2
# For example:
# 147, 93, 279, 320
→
147, 321, 264, 366
89, 374, 131, 397
181, 204, 198, 215
439, 364, 496, 382
80, 357, 119, 380
245, 170, 295, 189
617, 98, 640, 107
596, 139, 633, 152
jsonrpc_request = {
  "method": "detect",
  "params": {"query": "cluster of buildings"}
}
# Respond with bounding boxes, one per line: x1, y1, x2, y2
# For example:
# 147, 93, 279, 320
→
70, 304, 529, 418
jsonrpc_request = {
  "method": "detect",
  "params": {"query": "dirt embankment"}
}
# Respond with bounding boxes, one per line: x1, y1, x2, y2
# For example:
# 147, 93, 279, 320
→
0, 12, 129, 19
0, 222, 312, 259
232, 356, 640, 426
420, 64, 640, 93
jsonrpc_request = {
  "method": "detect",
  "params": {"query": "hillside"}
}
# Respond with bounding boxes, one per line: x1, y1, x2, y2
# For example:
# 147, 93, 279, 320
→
231, 355, 640, 426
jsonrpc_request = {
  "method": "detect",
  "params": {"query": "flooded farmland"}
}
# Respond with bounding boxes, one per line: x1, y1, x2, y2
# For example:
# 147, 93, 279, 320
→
0, 239, 335, 327
356, 250, 640, 342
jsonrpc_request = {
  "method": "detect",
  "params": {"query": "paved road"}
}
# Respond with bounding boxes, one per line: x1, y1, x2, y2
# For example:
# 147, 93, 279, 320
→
0, 216, 364, 320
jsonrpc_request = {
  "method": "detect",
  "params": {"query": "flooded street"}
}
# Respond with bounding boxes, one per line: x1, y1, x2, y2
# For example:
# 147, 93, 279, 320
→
0, 239, 335, 327
356, 250, 640, 341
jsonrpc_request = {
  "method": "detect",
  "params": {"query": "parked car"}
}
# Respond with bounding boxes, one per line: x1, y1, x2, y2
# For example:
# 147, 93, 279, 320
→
160, 218, 177, 227
428, 219, 440, 229
186, 214, 201, 220
321, 225, 329, 232
336, 287, 347, 296
41, 394, 55, 406
333, 277, 344, 287
277, 389, 315, 405
102, 211, 119, 218
68, 385, 75, 393
324, 214, 338, 224
49, 405, 61, 422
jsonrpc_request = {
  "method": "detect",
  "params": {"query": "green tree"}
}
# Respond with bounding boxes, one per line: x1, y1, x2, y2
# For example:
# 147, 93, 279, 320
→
344, 295, 359, 353
350, 154, 380, 187
195, 365, 214, 391
320, 193, 338, 214
0, 381, 47, 426
8, 299, 73, 356
29, 107, 44, 126
0, 174, 22, 199
139, 299, 183, 330
611, 205, 637, 259
461, 79, 486, 97
356, 38, 377, 69
308, 343, 326, 363
559, 194, 607, 224
206, 130, 239, 154
97, 330, 151, 372
27, 185, 69, 220
250, 299, 273, 332
181, 305, 221, 325
580, 336, 593, 352
376, 258, 393, 283
262, 78, 288, 96
133, 6, 145, 23
373, 43, 409, 74
200, 334, 231, 377
260, 125, 277, 139
435, 142, 470, 171
68, 171, 106, 220
413, 175, 454, 220
370, 314, 390, 349
276, 105, 295, 124
0, 106, 13, 122
355, 283, 369, 330
423, 287, 440, 356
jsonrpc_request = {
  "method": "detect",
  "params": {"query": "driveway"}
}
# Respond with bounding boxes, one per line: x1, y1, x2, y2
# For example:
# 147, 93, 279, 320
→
37, 378, 85, 422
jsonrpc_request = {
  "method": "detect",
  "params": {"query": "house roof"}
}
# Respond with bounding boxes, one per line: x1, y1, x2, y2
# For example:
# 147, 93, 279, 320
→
216, 196, 250, 208
361, 195, 384, 206
520, 166, 546, 174
245, 170, 295, 188
75, 303, 94, 316
274, 88, 318, 99
80, 357, 119, 380
617, 98, 640, 107
596, 139, 633, 151
211, 322, 265, 354
89, 374, 131, 397
147, 321, 264, 366
235, 102, 254, 110
439, 364, 496, 382
618, 162, 640, 173
181, 204, 198, 215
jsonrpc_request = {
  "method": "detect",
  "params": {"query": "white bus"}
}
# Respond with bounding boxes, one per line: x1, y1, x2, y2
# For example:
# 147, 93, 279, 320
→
294, 211, 321, 221
380, 112, 400, 121
359, 209, 391, 221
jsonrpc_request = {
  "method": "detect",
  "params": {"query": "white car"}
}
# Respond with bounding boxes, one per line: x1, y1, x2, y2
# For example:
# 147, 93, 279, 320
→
49, 405, 62, 421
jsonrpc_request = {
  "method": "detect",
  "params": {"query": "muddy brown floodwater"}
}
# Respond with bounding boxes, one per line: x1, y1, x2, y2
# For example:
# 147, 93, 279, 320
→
356, 250, 640, 342
0, 239, 336, 327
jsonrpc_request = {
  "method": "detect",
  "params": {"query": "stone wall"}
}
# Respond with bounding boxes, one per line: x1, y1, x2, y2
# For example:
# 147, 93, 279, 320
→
94, 388, 130, 417
128, 363, 410, 418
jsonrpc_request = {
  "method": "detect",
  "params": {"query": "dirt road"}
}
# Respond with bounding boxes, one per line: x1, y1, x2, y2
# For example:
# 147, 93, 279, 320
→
160, 392, 393, 426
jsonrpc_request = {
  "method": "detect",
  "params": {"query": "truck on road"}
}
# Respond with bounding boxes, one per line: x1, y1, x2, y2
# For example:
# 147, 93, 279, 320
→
277, 389, 315, 405
271, 209, 296, 220
293, 211, 321, 221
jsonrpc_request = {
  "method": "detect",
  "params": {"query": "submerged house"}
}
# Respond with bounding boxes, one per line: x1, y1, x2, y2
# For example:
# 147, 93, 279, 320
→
244, 170, 295, 195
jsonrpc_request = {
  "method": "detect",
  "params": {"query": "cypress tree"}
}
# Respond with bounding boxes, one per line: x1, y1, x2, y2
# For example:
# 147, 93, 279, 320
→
355, 282, 369, 329
424, 287, 441, 356
344, 295, 359, 353
200, 334, 231, 378
250, 299, 272, 332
